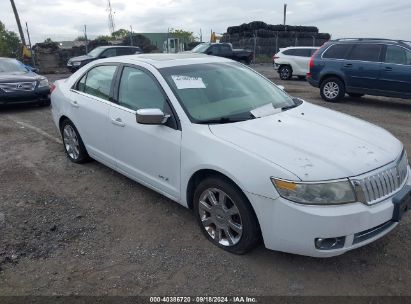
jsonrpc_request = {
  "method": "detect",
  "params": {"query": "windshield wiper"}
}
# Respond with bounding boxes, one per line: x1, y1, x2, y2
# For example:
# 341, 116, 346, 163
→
198, 116, 254, 124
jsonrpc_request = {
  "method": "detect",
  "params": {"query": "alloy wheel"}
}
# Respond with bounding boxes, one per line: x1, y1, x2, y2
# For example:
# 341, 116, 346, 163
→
198, 188, 243, 246
323, 81, 340, 99
63, 125, 80, 160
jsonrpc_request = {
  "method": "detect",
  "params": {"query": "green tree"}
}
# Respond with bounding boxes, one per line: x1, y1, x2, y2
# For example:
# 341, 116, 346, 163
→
170, 28, 196, 43
111, 29, 130, 40
0, 21, 21, 57
44, 38, 53, 43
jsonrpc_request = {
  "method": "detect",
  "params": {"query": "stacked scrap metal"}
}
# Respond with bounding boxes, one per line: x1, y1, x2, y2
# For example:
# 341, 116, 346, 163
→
221, 21, 331, 57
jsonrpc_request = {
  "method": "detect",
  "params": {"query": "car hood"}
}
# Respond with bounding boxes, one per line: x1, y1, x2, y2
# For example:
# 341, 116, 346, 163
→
69, 55, 93, 62
209, 102, 403, 181
0, 71, 40, 82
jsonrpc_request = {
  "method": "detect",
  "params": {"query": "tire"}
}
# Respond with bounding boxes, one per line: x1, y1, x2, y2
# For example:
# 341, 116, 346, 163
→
60, 119, 90, 164
320, 77, 345, 102
193, 176, 260, 254
279, 65, 292, 80
348, 93, 364, 98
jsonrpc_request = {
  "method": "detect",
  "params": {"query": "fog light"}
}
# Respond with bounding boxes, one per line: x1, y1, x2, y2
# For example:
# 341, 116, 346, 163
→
315, 237, 345, 250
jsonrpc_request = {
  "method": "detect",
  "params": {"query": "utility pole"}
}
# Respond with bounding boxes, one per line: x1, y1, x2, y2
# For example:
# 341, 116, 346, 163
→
25, 22, 35, 67
283, 3, 287, 31
200, 29, 203, 43
84, 25, 88, 54
10, 0, 26, 45
107, 0, 115, 35
130, 25, 133, 46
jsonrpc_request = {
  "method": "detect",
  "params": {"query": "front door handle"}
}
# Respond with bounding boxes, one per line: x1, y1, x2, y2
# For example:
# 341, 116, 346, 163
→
111, 117, 126, 127
384, 66, 393, 71
343, 63, 353, 68
71, 100, 80, 108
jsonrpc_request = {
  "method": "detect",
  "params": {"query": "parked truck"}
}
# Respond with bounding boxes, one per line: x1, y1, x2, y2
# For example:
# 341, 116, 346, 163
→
190, 43, 253, 64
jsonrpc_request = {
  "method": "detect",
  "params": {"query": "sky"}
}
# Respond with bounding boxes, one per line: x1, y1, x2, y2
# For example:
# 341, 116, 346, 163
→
1, 0, 411, 44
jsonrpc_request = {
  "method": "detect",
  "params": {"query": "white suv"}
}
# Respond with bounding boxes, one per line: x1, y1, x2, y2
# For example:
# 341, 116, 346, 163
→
273, 47, 319, 80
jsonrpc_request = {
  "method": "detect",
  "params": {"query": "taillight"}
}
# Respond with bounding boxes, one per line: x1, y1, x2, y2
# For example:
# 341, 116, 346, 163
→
50, 83, 56, 93
273, 55, 279, 60
309, 49, 319, 69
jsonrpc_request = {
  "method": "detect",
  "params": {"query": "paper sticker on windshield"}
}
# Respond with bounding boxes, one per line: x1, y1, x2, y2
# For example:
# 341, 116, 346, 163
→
172, 75, 206, 90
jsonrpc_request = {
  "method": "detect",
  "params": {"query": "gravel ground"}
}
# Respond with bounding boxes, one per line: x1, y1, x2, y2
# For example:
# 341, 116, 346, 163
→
0, 65, 410, 296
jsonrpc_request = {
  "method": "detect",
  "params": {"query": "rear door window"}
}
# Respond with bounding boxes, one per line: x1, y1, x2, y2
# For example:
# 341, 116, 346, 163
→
292, 49, 312, 57
78, 65, 117, 101
117, 48, 132, 56
348, 44, 382, 62
282, 49, 296, 56
385, 45, 411, 65
322, 44, 353, 59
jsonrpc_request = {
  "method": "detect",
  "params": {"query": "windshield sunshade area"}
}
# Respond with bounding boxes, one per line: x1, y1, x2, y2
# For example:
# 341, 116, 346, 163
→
0, 58, 28, 73
160, 62, 295, 123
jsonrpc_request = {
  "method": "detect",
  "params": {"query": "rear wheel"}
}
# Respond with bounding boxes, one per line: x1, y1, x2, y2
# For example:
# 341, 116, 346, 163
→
320, 77, 345, 102
279, 65, 292, 80
193, 177, 260, 254
348, 93, 364, 98
60, 119, 90, 163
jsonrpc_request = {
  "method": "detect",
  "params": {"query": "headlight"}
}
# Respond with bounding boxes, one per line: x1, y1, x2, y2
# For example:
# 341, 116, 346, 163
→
38, 78, 49, 87
271, 178, 356, 205
72, 61, 81, 66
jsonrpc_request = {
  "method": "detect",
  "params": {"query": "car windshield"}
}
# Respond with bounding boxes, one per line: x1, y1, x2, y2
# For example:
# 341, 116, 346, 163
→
0, 58, 28, 73
160, 62, 296, 123
87, 47, 104, 58
191, 44, 211, 53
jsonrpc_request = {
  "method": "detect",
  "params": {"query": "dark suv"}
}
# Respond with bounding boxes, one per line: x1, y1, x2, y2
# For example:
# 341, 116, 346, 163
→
307, 38, 411, 102
67, 46, 142, 72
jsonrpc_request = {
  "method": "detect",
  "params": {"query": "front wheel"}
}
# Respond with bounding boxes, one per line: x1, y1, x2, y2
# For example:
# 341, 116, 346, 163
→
320, 77, 345, 102
279, 66, 292, 80
193, 177, 260, 254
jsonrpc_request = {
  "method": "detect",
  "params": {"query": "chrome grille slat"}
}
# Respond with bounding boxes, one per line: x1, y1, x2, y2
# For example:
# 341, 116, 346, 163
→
0, 82, 36, 92
352, 151, 409, 205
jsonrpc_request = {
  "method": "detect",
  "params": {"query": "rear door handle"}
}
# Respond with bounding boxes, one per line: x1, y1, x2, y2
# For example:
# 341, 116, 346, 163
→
384, 67, 393, 71
343, 63, 353, 68
71, 100, 80, 108
111, 117, 125, 127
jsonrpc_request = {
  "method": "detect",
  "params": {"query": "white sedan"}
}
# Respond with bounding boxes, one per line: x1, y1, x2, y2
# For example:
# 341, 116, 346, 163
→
51, 54, 411, 257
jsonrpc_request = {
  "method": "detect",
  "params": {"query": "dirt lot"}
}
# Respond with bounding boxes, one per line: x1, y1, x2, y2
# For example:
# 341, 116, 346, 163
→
0, 65, 410, 296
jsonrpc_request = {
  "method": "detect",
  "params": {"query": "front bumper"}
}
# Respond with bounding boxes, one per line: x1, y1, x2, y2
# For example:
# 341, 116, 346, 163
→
0, 86, 50, 105
248, 166, 411, 257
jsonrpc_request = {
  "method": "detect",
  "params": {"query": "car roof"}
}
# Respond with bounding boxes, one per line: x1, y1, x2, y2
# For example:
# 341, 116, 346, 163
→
329, 38, 411, 47
99, 53, 233, 68
281, 46, 319, 49
96, 45, 141, 49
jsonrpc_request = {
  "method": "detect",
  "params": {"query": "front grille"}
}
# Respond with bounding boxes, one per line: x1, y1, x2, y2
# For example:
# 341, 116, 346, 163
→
351, 150, 409, 205
0, 82, 36, 93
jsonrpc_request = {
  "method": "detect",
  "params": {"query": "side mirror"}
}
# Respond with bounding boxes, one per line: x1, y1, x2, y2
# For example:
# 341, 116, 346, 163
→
136, 108, 170, 125
277, 85, 285, 91
32, 68, 39, 73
